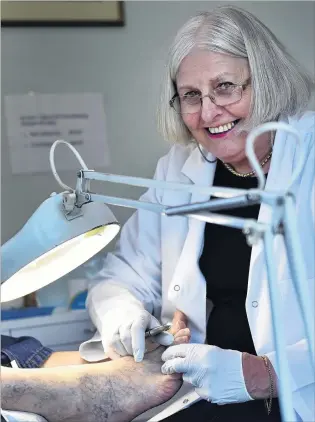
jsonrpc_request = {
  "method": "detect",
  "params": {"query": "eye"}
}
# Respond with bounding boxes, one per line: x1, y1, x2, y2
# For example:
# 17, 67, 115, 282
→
181, 91, 201, 105
216, 82, 235, 90
182, 90, 200, 98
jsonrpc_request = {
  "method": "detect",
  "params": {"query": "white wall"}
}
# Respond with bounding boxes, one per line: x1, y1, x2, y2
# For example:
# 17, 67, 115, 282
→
1, 1, 315, 244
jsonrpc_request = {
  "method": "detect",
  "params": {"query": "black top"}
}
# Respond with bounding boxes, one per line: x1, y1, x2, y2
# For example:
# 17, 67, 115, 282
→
199, 159, 260, 355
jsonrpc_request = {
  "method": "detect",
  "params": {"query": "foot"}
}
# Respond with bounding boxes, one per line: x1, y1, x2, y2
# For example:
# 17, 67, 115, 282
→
121, 346, 183, 418
78, 346, 182, 422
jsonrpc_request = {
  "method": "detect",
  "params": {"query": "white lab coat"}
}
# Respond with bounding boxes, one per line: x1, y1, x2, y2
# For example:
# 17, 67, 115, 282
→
80, 112, 315, 421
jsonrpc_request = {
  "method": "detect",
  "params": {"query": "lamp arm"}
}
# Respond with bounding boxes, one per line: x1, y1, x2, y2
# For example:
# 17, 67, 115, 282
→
77, 190, 267, 242
82, 192, 166, 214
77, 169, 250, 198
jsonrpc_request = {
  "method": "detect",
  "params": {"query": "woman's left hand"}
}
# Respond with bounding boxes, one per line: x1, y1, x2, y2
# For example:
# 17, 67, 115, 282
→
161, 344, 253, 404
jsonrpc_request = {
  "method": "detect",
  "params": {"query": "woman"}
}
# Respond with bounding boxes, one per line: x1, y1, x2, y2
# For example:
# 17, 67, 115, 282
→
80, 5, 314, 421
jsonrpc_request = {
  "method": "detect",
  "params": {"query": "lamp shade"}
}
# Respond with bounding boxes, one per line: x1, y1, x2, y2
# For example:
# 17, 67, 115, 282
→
1, 192, 120, 302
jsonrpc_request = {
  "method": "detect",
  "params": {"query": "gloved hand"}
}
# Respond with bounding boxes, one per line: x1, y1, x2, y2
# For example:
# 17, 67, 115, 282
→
101, 305, 173, 362
161, 344, 253, 404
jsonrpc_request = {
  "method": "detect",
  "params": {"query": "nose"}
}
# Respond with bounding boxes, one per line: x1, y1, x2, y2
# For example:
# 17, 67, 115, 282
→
200, 96, 223, 123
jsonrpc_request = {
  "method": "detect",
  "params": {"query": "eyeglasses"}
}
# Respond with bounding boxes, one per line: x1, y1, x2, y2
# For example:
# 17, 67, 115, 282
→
169, 79, 250, 115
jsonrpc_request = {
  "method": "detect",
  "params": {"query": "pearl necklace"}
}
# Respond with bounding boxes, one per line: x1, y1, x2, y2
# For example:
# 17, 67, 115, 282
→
223, 149, 273, 178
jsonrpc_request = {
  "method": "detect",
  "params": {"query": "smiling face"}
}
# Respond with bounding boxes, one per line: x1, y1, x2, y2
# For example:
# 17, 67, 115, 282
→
176, 49, 255, 165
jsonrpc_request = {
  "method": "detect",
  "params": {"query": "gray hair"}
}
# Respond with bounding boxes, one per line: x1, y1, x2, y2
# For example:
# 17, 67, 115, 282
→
157, 5, 315, 144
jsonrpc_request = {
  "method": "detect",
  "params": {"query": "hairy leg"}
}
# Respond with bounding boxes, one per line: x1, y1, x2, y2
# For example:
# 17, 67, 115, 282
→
1, 347, 182, 422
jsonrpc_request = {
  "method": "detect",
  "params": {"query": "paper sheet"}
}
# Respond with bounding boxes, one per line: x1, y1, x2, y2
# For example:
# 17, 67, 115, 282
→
1, 409, 48, 422
4, 93, 110, 174
147, 390, 202, 421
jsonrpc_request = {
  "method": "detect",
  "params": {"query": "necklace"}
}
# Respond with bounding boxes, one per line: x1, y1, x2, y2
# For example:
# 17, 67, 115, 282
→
223, 131, 275, 177
223, 149, 272, 177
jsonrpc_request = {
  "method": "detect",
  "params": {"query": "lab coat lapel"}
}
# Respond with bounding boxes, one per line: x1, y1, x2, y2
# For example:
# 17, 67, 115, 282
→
168, 146, 216, 342
247, 120, 298, 353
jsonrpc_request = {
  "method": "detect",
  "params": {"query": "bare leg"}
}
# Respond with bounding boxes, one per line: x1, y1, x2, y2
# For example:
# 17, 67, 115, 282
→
41, 351, 110, 368
1, 346, 182, 422
41, 351, 92, 368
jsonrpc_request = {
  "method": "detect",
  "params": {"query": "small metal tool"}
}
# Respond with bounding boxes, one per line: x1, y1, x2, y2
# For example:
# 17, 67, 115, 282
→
145, 322, 172, 338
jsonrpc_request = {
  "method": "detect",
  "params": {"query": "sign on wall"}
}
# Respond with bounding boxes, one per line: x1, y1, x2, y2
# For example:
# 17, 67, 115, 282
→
4, 92, 111, 174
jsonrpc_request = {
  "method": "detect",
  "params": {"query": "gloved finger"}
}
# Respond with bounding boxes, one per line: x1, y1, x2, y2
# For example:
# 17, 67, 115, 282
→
110, 332, 129, 357
161, 357, 187, 374
118, 323, 133, 356
102, 328, 127, 359
183, 373, 199, 388
195, 386, 212, 401
131, 312, 151, 362
152, 331, 174, 346
161, 343, 192, 361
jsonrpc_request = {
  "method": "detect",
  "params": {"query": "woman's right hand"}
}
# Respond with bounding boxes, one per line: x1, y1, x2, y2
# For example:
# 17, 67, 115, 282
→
102, 307, 173, 362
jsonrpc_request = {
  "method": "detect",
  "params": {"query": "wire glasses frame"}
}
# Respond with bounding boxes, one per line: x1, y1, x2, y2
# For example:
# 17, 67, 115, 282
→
169, 80, 250, 115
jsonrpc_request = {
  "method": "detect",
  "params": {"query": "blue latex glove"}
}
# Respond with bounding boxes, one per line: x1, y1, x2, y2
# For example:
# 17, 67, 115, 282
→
161, 344, 253, 404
